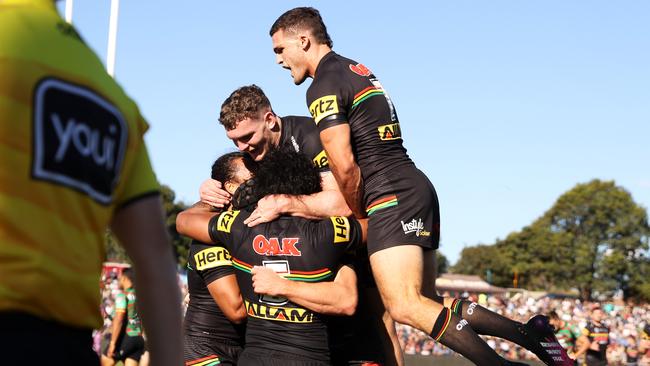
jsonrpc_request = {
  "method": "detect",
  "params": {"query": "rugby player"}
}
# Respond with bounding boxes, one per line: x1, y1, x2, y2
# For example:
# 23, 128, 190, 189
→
0, 1, 182, 364
574, 306, 610, 366
183, 153, 251, 366
102, 269, 146, 366
178, 146, 365, 365
549, 311, 581, 357
199, 85, 402, 365
269, 7, 572, 366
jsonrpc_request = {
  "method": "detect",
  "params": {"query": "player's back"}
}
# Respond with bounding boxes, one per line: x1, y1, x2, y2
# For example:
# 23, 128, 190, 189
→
209, 209, 360, 363
0, 0, 159, 330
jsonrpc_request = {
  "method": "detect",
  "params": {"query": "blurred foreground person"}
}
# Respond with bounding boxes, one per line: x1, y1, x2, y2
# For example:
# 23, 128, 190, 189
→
0, 1, 182, 364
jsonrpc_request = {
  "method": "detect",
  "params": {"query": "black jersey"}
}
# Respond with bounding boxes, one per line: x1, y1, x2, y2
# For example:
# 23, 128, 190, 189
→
306, 51, 415, 198
208, 209, 362, 361
279, 115, 329, 173
184, 240, 245, 344
583, 321, 610, 363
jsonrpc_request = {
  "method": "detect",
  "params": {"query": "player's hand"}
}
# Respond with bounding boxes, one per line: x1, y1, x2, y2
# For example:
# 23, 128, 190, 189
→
199, 179, 230, 208
244, 195, 286, 227
251, 266, 287, 296
107, 342, 116, 358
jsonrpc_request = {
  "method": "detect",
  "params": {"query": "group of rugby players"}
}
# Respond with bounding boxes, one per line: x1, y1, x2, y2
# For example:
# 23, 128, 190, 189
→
174, 7, 577, 366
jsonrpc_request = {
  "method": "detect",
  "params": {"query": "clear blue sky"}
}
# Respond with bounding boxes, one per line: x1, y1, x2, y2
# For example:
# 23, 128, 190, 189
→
58, 1, 650, 264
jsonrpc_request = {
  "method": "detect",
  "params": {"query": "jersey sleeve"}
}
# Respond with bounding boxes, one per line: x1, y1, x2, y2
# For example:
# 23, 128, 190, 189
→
208, 210, 244, 252
114, 113, 160, 208
114, 292, 126, 312
322, 215, 363, 253
306, 71, 353, 132
298, 119, 330, 173
190, 241, 235, 284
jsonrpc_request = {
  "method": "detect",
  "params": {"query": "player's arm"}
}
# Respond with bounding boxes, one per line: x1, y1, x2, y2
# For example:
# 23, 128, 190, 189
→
319, 123, 365, 218
573, 330, 592, 358
251, 264, 357, 316
107, 295, 126, 358
206, 274, 246, 323
110, 195, 182, 366
176, 204, 221, 243
244, 171, 351, 226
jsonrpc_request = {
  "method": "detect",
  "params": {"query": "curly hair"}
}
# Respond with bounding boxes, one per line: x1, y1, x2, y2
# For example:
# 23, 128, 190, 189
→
219, 85, 273, 130
270, 7, 333, 48
254, 146, 322, 198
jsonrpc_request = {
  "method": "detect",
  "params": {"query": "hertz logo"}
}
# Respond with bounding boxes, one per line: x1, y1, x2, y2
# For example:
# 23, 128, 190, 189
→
244, 300, 314, 323
330, 216, 350, 244
312, 150, 329, 168
194, 247, 232, 271
217, 210, 240, 233
378, 123, 402, 141
309, 95, 338, 124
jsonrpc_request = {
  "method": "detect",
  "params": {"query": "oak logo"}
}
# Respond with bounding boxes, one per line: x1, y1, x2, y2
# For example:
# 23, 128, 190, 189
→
330, 216, 350, 244
194, 247, 232, 271
378, 123, 402, 141
217, 210, 240, 233
32, 78, 127, 205
309, 95, 338, 124
244, 300, 314, 323
312, 150, 329, 169
252, 235, 301, 256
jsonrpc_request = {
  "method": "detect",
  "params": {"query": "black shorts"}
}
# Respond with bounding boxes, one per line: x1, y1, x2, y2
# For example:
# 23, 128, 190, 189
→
238, 347, 329, 366
110, 334, 145, 362
364, 166, 440, 255
0, 311, 98, 364
183, 334, 243, 366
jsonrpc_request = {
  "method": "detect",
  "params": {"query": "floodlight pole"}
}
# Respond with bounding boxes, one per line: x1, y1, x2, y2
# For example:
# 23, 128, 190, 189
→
107, 0, 120, 77
65, 0, 73, 23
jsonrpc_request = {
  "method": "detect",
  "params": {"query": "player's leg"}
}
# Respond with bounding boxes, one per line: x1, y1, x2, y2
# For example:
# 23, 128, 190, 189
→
370, 245, 508, 366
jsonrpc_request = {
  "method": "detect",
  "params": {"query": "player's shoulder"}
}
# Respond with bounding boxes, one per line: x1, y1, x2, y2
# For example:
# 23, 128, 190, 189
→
281, 115, 315, 129
213, 209, 248, 235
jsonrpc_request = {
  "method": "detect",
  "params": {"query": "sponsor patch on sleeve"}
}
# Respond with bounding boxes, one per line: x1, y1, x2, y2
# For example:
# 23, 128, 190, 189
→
312, 150, 329, 168
216, 210, 240, 233
309, 95, 339, 125
330, 216, 350, 244
378, 123, 402, 141
194, 246, 232, 271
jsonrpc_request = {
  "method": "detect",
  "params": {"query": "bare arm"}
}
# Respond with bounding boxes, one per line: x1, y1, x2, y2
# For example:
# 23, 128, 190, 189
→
251, 264, 357, 316
110, 195, 182, 366
107, 310, 125, 358
319, 124, 365, 218
176, 203, 220, 243
573, 335, 591, 359
243, 171, 351, 226
206, 274, 246, 324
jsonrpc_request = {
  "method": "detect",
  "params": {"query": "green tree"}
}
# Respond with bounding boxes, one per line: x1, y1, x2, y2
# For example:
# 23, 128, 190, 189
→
161, 184, 191, 269
103, 184, 191, 269
436, 251, 449, 274
452, 179, 650, 301
542, 180, 649, 300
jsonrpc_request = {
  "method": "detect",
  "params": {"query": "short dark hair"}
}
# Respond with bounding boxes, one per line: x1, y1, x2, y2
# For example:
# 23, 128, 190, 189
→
219, 85, 272, 130
548, 310, 560, 320
211, 151, 255, 183
270, 7, 333, 48
121, 268, 135, 282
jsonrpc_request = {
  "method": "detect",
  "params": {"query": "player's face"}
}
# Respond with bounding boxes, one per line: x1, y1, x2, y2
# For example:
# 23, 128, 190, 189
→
592, 308, 604, 322
548, 317, 560, 330
226, 116, 274, 161
272, 29, 308, 85
227, 157, 253, 194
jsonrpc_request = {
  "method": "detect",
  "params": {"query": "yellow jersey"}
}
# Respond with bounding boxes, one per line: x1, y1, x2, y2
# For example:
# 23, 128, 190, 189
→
0, 0, 159, 329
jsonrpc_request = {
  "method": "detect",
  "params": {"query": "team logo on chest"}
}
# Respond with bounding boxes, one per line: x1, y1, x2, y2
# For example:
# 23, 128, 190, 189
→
252, 234, 301, 256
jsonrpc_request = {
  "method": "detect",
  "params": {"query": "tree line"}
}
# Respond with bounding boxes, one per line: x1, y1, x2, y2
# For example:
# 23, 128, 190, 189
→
452, 179, 650, 302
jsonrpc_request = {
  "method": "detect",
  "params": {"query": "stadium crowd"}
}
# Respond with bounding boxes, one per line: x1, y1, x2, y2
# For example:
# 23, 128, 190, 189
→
396, 291, 650, 365
98, 267, 650, 365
